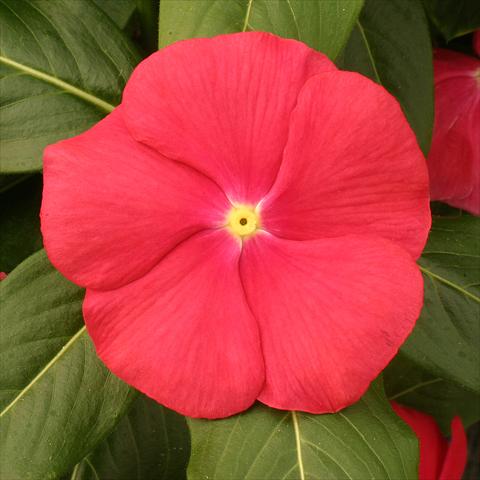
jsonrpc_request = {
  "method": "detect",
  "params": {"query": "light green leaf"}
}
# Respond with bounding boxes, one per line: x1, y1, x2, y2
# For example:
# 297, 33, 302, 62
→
0, 250, 136, 479
338, 0, 434, 155
0, 0, 140, 173
70, 395, 190, 480
188, 380, 418, 480
159, 0, 364, 60
401, 215, 480, 393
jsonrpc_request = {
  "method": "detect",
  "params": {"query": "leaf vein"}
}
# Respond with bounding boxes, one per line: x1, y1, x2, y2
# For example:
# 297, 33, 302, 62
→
0, 56, 114, 113
0, 326, 86, 417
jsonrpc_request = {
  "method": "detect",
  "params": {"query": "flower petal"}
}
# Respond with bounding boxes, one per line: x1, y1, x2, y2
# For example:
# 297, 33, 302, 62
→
122, 32, 335, 204
240, 233, 423, 413
391, 402, 447, 480
261, 71, 430, 259
41, 109, 229, 290
84, 230, 264, 419
428, 49, 480, 215
439, 416, 467, 480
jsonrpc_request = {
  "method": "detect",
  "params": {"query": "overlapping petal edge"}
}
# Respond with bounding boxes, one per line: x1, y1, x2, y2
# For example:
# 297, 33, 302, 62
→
41, 32, 431, 419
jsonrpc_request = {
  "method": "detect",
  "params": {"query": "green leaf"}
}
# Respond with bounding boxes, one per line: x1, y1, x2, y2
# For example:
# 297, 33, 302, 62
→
338, 0, 434, 155
385, 353, 480, 434
422, 0, 480, 40
133, 0, 160, 54
0, 174, 43, 272
188, 380, 418, 480
92, 0, 137, 29
0, 0, 140, 173
92, 0, 159, 54
0, 250, 136, 479
159, 0, 364, 60
0, 173, 33, 192
401, 215, 480, 393
71, 395, 190, 480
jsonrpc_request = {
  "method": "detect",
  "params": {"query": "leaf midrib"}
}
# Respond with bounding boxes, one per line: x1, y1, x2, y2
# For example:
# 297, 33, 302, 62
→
0, 325, 86, 418
0, 55, 115, 113
419, 265, 480, 303
292, 411, 306, 480
388, 378, 443, 401
242, 0, 254, 32
355, 19, 382, 85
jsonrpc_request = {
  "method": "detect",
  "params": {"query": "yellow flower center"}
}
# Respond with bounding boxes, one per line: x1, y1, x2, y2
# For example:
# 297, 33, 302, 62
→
226, 205, 260, 238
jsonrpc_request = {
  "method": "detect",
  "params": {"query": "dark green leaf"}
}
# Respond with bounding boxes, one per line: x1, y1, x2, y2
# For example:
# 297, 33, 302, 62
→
338, 0, 434, 155
0, 250, 136, 479
385, 353, 480, 434
71, 395, 189, 480
188, 380, 418, 480
131, 0, 160, 54
401, 215, 480, 393
422, 0, 480, 41
0, 0, 140, 173
93, 0, 136, 29
159, 0, 364, 60
0, 173, 33, 193
430, 201, 463, 217
0, 174, 43, 272
92, 0, 159, 54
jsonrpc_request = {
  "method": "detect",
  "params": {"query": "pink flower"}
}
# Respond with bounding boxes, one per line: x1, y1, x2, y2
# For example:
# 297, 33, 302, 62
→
41, 33, 430, 418
0, 272, 6, 281
427, 43, 480, 215
392, 402, 467, 480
